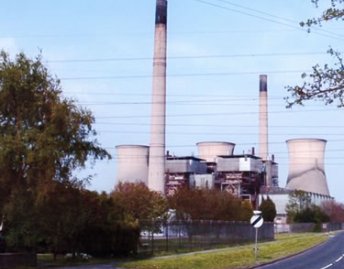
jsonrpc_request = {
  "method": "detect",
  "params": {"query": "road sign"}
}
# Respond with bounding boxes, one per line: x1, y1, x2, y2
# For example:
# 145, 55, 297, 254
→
250, 214, 264, 228
250, 211, 264, 263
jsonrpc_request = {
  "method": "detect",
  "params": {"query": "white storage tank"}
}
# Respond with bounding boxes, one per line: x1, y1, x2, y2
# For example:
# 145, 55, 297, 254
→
196, 141, 235, 162
286, 138, 330, 196
116, 145, 149, 185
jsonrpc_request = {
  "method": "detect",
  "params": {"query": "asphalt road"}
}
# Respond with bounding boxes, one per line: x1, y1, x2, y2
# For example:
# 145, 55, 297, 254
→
255, 231, 344, 269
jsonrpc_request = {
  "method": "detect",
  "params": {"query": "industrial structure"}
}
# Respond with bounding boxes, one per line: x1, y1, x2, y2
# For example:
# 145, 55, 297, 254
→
116, 139, 279, 206
258, 74, 268, 161
114, 0, 333, 217
116, 145, 149, 185
286, 138, 330, 196
148, 0, 168, 193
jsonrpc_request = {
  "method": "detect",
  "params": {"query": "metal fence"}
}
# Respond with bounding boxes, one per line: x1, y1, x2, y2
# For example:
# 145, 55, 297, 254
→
138, 220, 274, 255
275, 222, 344, 233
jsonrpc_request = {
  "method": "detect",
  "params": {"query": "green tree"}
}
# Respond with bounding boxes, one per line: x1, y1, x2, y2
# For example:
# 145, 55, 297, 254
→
286, 190, 312, 223
259, 196, 277, 222
34, 180, 89, 259
293, 205, 329, 224
286, 0, 344, 107
0, 51, 110, 250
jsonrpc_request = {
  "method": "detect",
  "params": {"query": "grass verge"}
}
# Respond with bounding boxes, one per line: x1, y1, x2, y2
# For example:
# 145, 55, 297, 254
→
119, 233, 328, 269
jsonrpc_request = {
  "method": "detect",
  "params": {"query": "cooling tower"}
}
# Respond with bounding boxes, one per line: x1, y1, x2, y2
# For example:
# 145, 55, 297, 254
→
116, 145, 149, 185
148, 0, 168, 193
197, 141, 235, 162
286, 138, 330, 196
259, 74, 268, 161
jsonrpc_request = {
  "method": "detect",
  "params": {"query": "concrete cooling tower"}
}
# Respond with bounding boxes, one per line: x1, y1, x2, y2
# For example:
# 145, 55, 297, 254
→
197, 141, 235, 162
116, 145, 149, 185
286, 138, 330, 196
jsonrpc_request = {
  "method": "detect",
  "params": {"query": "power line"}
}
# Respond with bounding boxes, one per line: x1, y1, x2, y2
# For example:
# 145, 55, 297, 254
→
46, 51, 330, 64
95, 108, 339, 119
95, 122, 344, 129
210, 0, 344, 39
191, 0, 344, 40
60, 69, 308, 81
97, 129, 344, 136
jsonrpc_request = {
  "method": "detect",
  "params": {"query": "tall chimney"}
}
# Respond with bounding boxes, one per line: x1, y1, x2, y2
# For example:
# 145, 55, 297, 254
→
148, 0, 168, 193
258, 74, 268, 161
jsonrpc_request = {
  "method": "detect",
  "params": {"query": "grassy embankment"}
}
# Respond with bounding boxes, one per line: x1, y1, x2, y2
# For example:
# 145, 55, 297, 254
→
120, 233, 329, 269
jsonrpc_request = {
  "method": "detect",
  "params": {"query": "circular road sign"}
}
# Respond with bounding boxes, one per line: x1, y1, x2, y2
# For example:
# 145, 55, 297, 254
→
250, 214, 264, 228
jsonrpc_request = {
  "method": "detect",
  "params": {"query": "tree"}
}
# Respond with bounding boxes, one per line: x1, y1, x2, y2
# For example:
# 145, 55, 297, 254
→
0, 51, 110, 250
293, 205, 329, 224
285, 0, 344, 107
321, 200, 344, 223
286, 190, 312, 223
111, 182, 168, 222
286, 190, 329, 225
168, 187, 248, 221
34, 180, 88, 258
259, 196, 277, 222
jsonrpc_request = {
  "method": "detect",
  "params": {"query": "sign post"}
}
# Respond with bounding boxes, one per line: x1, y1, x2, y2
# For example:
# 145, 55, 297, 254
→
250, 210, 264, 263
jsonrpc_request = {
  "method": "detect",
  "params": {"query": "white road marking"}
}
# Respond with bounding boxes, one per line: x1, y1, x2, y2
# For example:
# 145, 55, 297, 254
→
335, 256, 343, 263
319, 253, 344, 269
320, 264, 333, 269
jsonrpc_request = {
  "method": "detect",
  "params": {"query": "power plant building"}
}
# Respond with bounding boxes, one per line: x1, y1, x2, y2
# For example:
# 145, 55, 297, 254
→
113, 0, 337, 227
165, 156, 208, 195
116, 141, 279, 206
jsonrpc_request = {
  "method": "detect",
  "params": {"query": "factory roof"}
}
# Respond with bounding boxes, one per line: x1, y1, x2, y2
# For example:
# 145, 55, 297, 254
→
166, 156, 205, 161
217, 154, 261, 160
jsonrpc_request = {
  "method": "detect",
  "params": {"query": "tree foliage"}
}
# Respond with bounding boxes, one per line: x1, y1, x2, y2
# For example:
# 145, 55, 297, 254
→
286, 0, 344, 107
321, 200, 344, 222
286, 190, 330, 224
0, 51, 110, 205
111, 182, 168, 221
259, 196, 277, 222
293, 205, 329, 223
0, 51, 111, 253
168, 187, 252, 221
286, 190, 312, 223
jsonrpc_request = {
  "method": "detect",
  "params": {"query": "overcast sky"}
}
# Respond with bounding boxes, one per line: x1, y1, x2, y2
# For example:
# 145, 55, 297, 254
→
1, 0, 343, 202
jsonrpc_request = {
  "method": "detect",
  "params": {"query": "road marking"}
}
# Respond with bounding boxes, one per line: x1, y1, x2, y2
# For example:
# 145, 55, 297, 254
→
320, 264, 333, 269
319, 253, 344, 269
335, 256, 343, 263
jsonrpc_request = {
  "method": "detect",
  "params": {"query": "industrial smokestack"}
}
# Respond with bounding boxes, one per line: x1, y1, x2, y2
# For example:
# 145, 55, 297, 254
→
258, 74, 268, 161
148, 0, 168, 193
286, 138, 330, 196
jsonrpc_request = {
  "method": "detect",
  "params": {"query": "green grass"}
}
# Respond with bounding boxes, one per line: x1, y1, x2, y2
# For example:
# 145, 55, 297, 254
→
120, 233, 328, 269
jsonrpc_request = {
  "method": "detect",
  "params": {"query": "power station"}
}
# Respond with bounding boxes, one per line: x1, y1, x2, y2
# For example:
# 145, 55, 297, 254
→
115, 0, 333, 214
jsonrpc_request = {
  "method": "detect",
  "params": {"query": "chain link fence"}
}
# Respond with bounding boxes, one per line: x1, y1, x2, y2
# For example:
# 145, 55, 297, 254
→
138, 220, 274, 255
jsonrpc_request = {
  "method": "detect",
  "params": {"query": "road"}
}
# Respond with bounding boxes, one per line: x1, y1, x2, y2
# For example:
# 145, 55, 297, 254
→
256, 231, 344, 269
